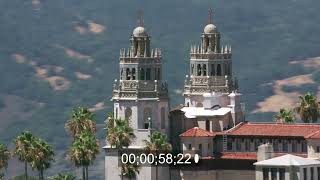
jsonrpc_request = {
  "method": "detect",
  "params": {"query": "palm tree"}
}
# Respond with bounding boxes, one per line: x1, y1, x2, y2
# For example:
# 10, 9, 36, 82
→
69, 132, 99, 180
106, 115, 136, 180
106, 117, 135, 149
121, 162, 139, 180
294, 92, 320, 123
50, 173, 76, 180
0, 143, 10, 179
274, 108, 295, 123
143, 131, 172, 180
65, 107, 96, 138
29, 137, 54, 180
13, 131, 36, 180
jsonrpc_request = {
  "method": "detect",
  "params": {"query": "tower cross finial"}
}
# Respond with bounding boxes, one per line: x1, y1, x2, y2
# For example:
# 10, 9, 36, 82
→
137, 10, 144, 27
208, 8, 213, 24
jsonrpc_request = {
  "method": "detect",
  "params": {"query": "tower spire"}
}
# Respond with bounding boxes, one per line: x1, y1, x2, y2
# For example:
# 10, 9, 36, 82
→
208, 8, 213, 24
137, 10, 144, 27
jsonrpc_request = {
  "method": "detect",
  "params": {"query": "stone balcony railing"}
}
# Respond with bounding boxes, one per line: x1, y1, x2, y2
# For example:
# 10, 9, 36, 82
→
190, 52, 231, 60
119, 57, 161, 64
183, 76, 234, 94
112, 80, 168, 99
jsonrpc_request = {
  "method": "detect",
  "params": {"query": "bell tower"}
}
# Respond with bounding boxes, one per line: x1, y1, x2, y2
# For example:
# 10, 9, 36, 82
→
105, 13, 170, 180
183, 8, 238, 108
112, 14, 170, 146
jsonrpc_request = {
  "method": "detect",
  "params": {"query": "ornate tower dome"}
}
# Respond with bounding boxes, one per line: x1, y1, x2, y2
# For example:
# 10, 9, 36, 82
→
204, 23, 217, 34
133, 26, 148, 37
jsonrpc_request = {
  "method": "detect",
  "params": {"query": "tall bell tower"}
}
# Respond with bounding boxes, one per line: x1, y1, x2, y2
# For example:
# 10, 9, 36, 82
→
105, 14, 170, 180
183, 8, 238, 108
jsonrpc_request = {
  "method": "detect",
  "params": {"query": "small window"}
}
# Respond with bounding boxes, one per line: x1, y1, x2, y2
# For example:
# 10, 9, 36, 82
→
271, 168, 277, 180
245, 140, 250, 152
203, 64, 207, 76
279, 168, 285, 180
311, 167, 314, 180
282, 142, 288, 152
132, 68, 136, 80
302, 141, 307, 152
236, 139, 241, 151
292, 141, 297, 152
317, 146, 320, 153
317, 167, 320, 180
217, 64, 222, 76
303, 168, 307, 180
197, 64, 202, 76
263, 168, 269, 180
227, 139, 233, 151
140, 68, 145, 80
199, 144, 202, 155
188, 144, 192, 150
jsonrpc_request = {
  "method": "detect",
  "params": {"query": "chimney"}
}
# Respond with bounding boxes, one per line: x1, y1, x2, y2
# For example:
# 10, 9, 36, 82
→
257, 143, 274, 161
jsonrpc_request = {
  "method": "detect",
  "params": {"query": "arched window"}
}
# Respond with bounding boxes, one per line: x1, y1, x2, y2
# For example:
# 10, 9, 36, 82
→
132, 68, 136, 80
146, 68, 151, 80
125, 107, 132, 121
205, 120, 210, 131
203, 64, 207, 76
211, 64, 215, 76
161, 107, 166, 129
140, 68, 145, 80
217, 64, 221, 76
191, 64, 194, 75
126, 68, 131, 80
144, 107, 152, 129
197, 64, 202, 76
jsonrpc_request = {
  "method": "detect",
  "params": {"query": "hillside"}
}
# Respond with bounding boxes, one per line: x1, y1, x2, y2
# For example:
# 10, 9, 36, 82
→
1, 0, 320, 178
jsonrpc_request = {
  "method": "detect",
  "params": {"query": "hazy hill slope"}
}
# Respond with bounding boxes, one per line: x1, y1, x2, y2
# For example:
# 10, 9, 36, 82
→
1, 0, 320, 178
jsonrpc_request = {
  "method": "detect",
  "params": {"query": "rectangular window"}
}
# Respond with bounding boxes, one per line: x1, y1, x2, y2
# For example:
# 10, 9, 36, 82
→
236, 139, 241, 151
279, 168, 285, 180
292, 141, 297, 152
271, 168, 277, 180
311, 167, 314, 180
263, 168, 269, 180
302, 141, 307, 152
274, 141, 279, 152
317, 167, 320, 180
245, 140, 250, 152
304, 168, 307, 180
283, 142, 288, 152
227, 139, 233, 151
198, 144, 202, 156
317, 146, 320, 153
188, 144, 192, 150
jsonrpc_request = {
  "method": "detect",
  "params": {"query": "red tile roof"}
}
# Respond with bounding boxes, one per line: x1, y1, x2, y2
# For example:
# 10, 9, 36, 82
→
219, 152, 257, 160
180, 127, 215, 137
226, 122, 320, 138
